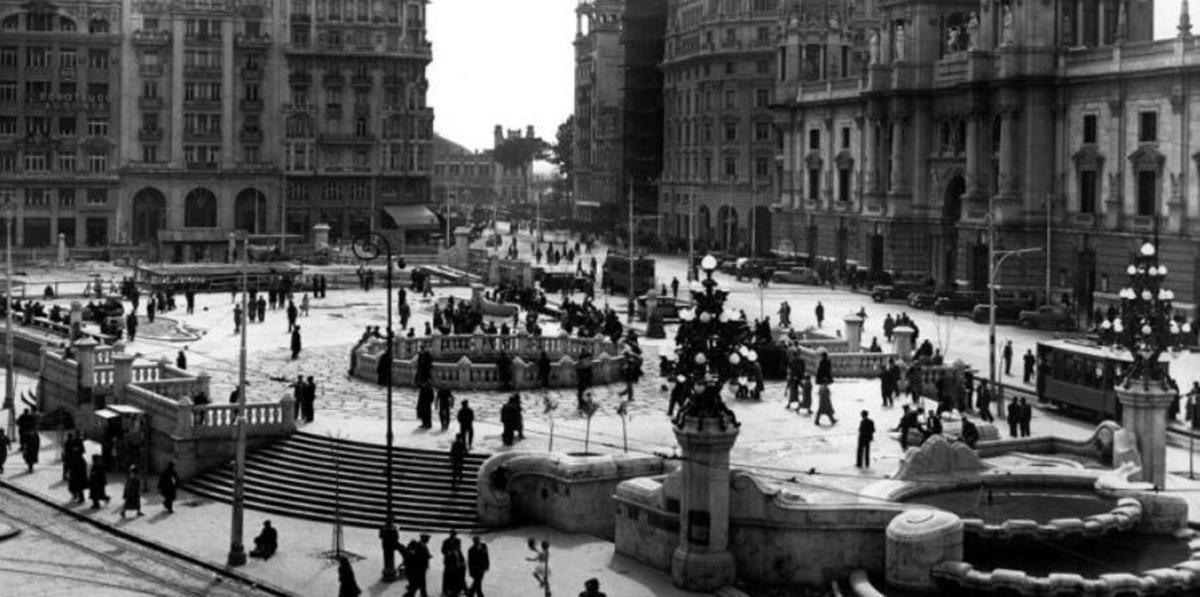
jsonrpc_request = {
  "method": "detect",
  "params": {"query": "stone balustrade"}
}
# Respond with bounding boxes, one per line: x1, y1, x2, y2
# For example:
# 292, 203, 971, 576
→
136, 377, 209, 401
383, 332, 619, 361
793, 345, 897, 378
356, 350, 624, 391
183, 400, 295, 439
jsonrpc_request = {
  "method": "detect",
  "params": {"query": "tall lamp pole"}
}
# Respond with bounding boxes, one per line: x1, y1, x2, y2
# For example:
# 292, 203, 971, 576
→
687, 193, 695, 282
4, 202, 13, 438
353, 232, 396, 578
227, 236, 250, 567
987, 198, 1040, 409
627, 182, 634, 323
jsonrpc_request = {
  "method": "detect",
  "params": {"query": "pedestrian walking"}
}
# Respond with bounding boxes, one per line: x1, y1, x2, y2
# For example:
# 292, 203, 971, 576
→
67, 447, 88, 502
21, 425, 39, 473
1003, 340, 1013, 376
441, 530, 467, 596
338, 555, 362, 597
815, 301, 825, 327
457, 400, 475, 448
1018, 397, 1032, 437
815, 384, 837, 425
302, 376, 316, 423
125, 312, 138, 341
856, 410, 875, 468
437, 387, 454, 431
976, 382, 994, 422
290, 326, 302, 359
466, 535, 489, 597
88, 455, 109, 509
1006, 397, 1020, 437
815, 350, 834, 385
0, 429, 9, 475
176, 347, 187, 370
501, 394, 520, 445
417, 383, 434, 428
670, 276, 679, 299
233, 303, 243, 334
450, 434, 467, 487
405, 534, 432, 597
146, 297, 156, 323
300, 294, 310, 316
287, 300, 298, 332
158, 461, 179, 513
121, 465, 143, 518
799, 374, 814, 414
1022, 349, 1036, 384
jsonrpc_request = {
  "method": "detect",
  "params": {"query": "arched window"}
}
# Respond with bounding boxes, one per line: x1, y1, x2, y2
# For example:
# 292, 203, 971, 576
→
59, 17, 76, 31
1, 15, 19, 30
88, 19, 109, 33
235, 188, 267, 233
184, 187, 218, 227
132, 187, 166, 243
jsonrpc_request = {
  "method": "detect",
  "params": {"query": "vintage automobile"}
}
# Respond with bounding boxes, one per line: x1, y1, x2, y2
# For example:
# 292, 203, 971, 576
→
871, 276, 935, 303
932, 291, 988, 316
772, 266, 822, 285
1017, 304, 1078, 330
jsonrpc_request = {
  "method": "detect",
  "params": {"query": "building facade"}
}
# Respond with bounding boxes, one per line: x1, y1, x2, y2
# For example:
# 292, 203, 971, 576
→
431, 124, 538, 222
660, 0, 779, 256
772, 0, 1200, 314
573, 0, 624, 224
0, 0, 124, 251
622, 0, 667, 233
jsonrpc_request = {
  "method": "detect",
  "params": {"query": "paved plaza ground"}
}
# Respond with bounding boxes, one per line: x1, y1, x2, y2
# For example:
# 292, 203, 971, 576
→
3, 230, 1200, 595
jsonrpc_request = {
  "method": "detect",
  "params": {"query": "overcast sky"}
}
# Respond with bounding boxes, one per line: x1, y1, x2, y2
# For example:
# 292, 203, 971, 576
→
426, 0, 1195, 152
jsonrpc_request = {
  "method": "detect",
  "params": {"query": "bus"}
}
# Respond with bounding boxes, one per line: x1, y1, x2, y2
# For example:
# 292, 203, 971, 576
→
602, 253, 655, 296
1036, 338, 1172, 420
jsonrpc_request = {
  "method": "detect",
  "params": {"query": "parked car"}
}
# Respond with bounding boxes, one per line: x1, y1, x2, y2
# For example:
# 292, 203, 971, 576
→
1017, 305, 1077, 330
908, 288, 956, 310
971, 301, 1029, 324
932, 291, 988, 316
871, 278, 935, 303
772, 266, 822, 285
636, 295, 692, 322
540, 272, 592, 294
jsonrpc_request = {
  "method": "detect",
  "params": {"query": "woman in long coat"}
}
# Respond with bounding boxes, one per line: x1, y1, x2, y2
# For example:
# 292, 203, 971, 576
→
88, 455, 109, 509
337, 555, 361, 597
121, 465, 143, 518
21, 428, 39, 472
67, 453, 88, 502
0, 429, 9, 474
157, 461, 179, 513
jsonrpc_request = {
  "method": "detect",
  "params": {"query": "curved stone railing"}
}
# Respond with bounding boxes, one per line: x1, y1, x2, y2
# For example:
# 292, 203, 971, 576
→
930, 527, 1200, 597
793, 345, 897, 378
384, 332, 620, 361
959, 496, 1141, 541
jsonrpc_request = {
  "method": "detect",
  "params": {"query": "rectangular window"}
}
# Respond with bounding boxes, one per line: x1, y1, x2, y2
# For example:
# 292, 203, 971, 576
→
808, 168, 820, 200
57, 153, 75, 171
754, 156, 770, 178
87, 49, 109, 69
724, 157, 736, 178
1138, 111, 1157, 143
24, 188, 50, 206
1136, 170, 1156, 216
86, 118, 108, 136
0, 116, 14, 135
58, 117, 76, 136
724, 89, 735, 109
59, 50, 76, 68
724, 124, 737, 142
0, 47, 16, 67
86, 188, 108, 204
809, 129, 820, 150
142, 144, 159, 162
24, 153, 47, 171
0, 81, 14, 102
838, 169, 851, 202
841, 127, 851, 149
1083, 114, 1097, 144
26, 47, 50, 68
754, 122, 770, 141
0, 152, 15, 172
87, 153, 107, 172
143, 81, 159, 99
756, 59, 769, 74
725, 61, 735, 75
25, 116, 48, 135
754, 88, 769, 108
57, 188, 74, 206
1079, 169, 1096, 214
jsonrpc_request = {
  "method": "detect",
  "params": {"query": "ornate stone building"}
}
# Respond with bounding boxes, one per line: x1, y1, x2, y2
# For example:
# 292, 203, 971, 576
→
774, 0, 1200, 314
0, 0, 123, 250
432, 124, 538, 220
573, 0, 625, 224
660, 0, 780, 255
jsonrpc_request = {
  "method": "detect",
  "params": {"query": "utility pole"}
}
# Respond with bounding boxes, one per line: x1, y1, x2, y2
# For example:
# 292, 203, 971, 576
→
1045, 193, 1052, 305
687, 194, 695, 282
627, 182, 634, 323
4, 202, 13, 438
227, 238, 250, 567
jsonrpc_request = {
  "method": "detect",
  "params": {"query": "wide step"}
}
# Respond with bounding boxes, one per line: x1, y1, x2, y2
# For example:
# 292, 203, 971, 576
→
186, 432, 489, 532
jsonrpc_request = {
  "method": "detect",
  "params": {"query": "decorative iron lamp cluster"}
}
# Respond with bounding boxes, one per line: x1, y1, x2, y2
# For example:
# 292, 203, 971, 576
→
1098, 241, 1190, 390
672, 254, 758, 427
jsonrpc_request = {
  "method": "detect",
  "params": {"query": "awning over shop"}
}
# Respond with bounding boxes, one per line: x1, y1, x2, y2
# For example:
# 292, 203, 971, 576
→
381, 205, 442, 229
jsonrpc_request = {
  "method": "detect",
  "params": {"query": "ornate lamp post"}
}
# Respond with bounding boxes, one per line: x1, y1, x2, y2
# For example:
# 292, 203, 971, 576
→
352, 232, 398, 580
669, 254, 759, 592
1097, 240, 1189, 488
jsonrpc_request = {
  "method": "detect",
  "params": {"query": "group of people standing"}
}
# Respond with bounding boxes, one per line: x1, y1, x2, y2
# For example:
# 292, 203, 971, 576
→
292, 376, 319, 423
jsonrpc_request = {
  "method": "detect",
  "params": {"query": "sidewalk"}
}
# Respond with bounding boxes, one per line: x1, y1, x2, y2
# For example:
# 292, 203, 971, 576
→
0, 431, 703, 597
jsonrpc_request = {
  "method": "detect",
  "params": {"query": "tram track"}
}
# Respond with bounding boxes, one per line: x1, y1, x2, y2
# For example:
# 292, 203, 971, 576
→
0, 482, 290, 597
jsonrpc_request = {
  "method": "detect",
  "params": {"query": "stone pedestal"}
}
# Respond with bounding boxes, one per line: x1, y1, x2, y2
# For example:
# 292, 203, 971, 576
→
312, 223, 331, 251
69, 301, 83, 341
1117, 383, 1176, 488
56, 233, 67, 265
671, 413, 739, 592
112, 353, 136, 402
471, 283, 485, 310
74, 337, 99, 410
843, 314, 864, 350
893, 326, 915, 363
886, 509, 963, 592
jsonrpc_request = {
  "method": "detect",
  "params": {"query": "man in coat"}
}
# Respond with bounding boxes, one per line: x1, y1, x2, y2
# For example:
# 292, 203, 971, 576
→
404, 534, 432, 597
856, 410, 875, 468
290, 326, 302, 359
466, 535, 489, 597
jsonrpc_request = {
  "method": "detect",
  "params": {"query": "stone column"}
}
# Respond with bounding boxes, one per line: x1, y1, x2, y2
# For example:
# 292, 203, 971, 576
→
1117, 384, 1176, 488
671, 413, 739, 592
112, 353, 135, 403
889, 116, 910, 195
280, 395, 296, 429
56, 233, 67, 265
997, 107, 1020, 199
893, 326, 915, 363
74, 337, 99, 409
843, 314, 864, 351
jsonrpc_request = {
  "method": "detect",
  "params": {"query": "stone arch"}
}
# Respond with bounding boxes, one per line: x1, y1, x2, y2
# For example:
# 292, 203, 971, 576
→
184, 187, 218, 228
1, 14, 19, 30
941, 173, 966, 286
132, 187, 166, 244
235, 188, 267, 233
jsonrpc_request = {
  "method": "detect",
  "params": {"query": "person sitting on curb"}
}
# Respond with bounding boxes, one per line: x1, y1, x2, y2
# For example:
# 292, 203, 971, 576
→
250, 520, 278, 559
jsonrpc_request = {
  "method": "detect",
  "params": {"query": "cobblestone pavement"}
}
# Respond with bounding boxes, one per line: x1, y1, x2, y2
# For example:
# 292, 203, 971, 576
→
0, 483, 278, 596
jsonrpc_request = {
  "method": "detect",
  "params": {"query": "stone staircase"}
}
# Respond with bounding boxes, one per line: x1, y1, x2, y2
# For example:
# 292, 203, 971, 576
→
186, 431, 489, 533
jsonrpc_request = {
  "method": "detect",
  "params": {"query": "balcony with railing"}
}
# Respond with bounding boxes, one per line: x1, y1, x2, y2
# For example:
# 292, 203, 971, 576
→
317, 132, 375, 144
138, 127, 163, 141
183, 129, 221, 142
235, 32, 271, 49
183, 65, 223, 78
184, 32, 223, 46
132, 29, 171, 46
284, 103, 315, 113
323, 72, 345, 87
239, 66, 264, 80
288, 70, 312, 84
186, 161, 220, 171
351, 73, 373, 87
238, 1, 267, 17
240, 127, 263, 143
183, 99, 222, 111
138, 96, 164, 109
240, 98, 264, 111
139, 63, 164, 78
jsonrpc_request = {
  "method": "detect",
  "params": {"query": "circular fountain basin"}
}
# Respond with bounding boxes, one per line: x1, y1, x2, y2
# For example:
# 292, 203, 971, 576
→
901, 487, 1116, 526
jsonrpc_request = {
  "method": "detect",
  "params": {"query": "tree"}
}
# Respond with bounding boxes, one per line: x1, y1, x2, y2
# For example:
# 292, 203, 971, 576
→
548, 116, 574, 193
492, 135, 547, 211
